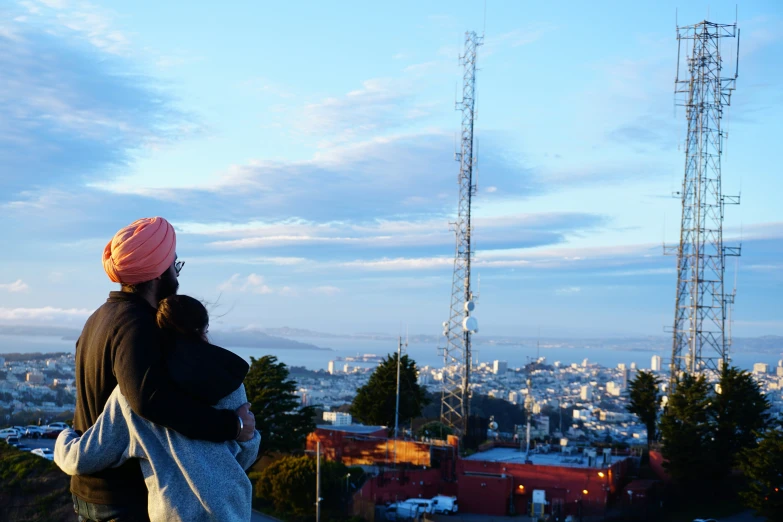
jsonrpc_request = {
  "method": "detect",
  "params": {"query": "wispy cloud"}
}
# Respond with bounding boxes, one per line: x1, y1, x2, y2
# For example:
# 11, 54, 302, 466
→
218, 273, 274, 294
0, 11, 196, 201
555, 286, 581, 295
0, 306, 92, 323
312, 285, 340, 295
0, 279, 29, 292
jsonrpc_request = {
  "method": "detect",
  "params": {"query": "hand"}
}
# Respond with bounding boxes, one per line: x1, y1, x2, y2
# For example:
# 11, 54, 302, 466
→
235, 402, 256, 442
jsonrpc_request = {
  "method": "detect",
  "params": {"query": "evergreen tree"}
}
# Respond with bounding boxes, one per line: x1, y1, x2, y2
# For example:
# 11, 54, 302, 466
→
711, 366, 771, 477
244, 355, 316, 456
739, 428, 783, 522
255, 455, 364, 518
416, 421, 453, 440
350, 353, 427, 428
659, 373, 715, 485
626, 370, 661, 450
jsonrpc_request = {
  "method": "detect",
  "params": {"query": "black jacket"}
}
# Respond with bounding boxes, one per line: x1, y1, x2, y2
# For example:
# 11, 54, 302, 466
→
72, 291, 240, 505
164, 336, 249, 406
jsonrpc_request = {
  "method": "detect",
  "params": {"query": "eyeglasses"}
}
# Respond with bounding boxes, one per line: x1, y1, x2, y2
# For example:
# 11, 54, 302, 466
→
175, 260, 185, 276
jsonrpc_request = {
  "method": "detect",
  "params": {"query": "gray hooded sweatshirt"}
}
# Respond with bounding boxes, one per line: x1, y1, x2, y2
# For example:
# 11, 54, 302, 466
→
55, 384, 260, 522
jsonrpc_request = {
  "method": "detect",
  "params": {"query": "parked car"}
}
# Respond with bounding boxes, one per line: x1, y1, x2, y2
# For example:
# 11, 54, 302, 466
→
6, 436, 21, 447
42, 422, 70, 438
0, 428, 20, 440
24, 426, 45, 439
31, 448, 54, 461
430, 495, 458, 515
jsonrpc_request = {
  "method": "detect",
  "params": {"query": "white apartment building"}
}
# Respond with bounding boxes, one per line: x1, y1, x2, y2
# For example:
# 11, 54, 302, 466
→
323, 411, 352, 426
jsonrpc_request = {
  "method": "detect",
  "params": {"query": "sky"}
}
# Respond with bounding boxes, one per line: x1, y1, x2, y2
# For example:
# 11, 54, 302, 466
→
1, 0, 781, 338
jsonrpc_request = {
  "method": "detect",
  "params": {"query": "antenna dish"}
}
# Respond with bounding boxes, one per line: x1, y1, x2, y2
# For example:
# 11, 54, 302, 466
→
462, 316, 478, 333
464, 300, 475, 312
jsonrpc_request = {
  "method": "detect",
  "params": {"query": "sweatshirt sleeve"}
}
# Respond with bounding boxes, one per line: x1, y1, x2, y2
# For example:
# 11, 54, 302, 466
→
54, 390, 132, 475
236, 430, 261, 471
112, 314, 238, 442
215, 384, 260, 470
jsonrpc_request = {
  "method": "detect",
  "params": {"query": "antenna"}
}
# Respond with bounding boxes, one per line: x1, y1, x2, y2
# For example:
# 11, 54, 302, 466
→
666, 18, 741, 390
440, 30, 482, 439
482, 0, 487, 38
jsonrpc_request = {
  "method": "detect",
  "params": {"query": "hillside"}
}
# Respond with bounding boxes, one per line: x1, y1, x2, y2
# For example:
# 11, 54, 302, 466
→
0, 444, 72, 522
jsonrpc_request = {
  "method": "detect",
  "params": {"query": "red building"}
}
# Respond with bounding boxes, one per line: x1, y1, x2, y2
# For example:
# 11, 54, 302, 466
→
312, 426, 632, 518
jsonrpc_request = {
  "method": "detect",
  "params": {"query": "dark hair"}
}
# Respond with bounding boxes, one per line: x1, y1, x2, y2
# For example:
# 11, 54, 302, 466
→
156, 295, 209, 341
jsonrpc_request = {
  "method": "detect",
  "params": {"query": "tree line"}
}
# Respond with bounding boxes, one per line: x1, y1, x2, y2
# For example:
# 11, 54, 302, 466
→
626, 367, 782, 520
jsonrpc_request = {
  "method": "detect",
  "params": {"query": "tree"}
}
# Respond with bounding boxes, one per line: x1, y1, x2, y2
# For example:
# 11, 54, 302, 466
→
244, 356, 316, 455
738, 428, 783, 521
350, 353, 427, 428
416, 421, 453, 440
659, 374, 715, 486
626, 370, 661, 450
711, 366, 771, 477
255, 455, 364, 518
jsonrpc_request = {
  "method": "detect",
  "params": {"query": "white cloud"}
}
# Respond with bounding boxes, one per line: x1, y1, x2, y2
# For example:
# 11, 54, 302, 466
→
340, 257, 453, 271
312, 286, 341, 295
217, 273, 273, 294
0, 306, 92, 322
18, 0, 131, 55
555, 287, 581, 295
0, 279, 29, 292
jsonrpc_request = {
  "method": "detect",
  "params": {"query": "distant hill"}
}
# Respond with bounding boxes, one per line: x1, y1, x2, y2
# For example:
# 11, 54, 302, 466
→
0, 325, 331, 352
0, 444, 72, 522
209, 328, 331, 351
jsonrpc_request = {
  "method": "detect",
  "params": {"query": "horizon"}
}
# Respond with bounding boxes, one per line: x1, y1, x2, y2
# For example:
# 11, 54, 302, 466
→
2, 1, 782, 340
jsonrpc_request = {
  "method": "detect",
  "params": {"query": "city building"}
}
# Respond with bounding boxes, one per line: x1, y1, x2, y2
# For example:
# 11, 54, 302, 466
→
606, 382, 622, 397
753, 363, 770, 375
323, 411, 352, 426
328, 361, 335, 375
650, 355, 662, 372
493, 360, 508, 375
25, 372, 44, 384
580, 385, 592, 401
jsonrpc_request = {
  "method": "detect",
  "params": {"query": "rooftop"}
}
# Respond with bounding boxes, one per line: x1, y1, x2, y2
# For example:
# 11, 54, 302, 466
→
464, 447, 628, 469
316, 424, 387, 435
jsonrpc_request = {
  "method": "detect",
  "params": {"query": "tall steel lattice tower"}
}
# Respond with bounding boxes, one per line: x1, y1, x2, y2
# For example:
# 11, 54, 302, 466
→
665, 20, 741, 390
440, 31, 482, 438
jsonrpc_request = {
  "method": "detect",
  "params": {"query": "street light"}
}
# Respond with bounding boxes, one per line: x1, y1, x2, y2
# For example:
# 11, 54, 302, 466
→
345, 473, 351, 492
597, 471, 605, 478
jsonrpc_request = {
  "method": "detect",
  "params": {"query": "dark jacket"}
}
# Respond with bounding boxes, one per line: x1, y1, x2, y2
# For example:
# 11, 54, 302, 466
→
164, 336, 249, 406
72, 291, 240, 505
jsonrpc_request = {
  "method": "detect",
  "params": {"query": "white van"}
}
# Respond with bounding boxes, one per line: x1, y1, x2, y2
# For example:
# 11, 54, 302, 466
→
386, 499, 430, 520
431, 495, 458, 515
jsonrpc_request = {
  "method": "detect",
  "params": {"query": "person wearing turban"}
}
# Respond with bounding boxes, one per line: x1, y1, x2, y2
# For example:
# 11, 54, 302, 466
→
68, 217, 256, 522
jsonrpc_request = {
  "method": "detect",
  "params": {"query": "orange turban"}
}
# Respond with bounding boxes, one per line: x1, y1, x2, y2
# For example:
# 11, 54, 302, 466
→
103, 217, 177, 285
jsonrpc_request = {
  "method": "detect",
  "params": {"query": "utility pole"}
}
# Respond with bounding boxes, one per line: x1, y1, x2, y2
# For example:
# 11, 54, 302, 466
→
665, 19, 741, 391
394, 335, 407, 466
315, 440, 321, 522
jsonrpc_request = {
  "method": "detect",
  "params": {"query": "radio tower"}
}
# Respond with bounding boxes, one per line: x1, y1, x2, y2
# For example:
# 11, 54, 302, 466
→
665, 20, 741, 391
439, 31, 482, 438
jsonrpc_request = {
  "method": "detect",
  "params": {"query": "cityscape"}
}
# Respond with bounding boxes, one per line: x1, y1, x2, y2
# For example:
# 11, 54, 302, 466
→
3, 348, 783, 444
2, 1, 783, 521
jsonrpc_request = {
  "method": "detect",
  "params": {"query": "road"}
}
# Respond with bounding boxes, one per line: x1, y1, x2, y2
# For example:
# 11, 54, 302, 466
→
251, 511, 280, 522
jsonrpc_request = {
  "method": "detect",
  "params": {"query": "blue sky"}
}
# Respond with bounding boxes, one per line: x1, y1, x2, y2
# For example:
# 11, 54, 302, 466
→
1, 0, 781, 337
